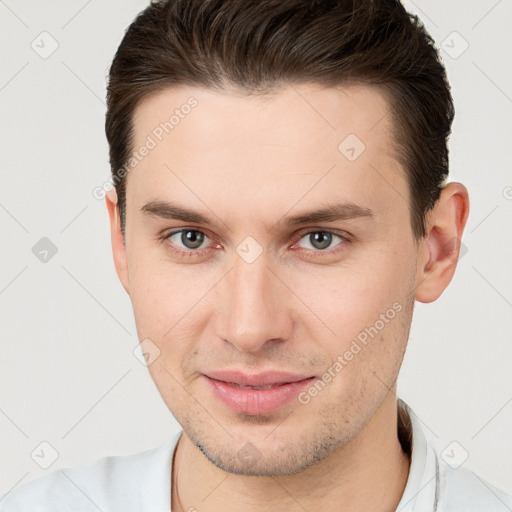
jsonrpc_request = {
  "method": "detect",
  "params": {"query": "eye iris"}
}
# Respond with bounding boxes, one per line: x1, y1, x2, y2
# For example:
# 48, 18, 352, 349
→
182, 230, 204, 249
310, 232, 332, 250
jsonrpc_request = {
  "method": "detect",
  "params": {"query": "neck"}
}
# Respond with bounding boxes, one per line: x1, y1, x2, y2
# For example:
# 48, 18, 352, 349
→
172, 394, 410, 512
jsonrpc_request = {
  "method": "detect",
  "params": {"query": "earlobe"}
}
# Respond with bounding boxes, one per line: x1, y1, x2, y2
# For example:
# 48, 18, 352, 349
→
105, 189, 130, 294
414, 182, 470, 303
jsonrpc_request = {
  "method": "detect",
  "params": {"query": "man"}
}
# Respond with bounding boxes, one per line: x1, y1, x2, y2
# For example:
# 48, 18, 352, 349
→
1, 0, 510, 511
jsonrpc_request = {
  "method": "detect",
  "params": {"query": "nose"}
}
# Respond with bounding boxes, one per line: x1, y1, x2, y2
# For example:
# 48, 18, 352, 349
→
216, 252, 294, 354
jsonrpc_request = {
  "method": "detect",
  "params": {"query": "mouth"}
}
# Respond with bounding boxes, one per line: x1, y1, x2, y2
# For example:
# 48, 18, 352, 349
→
202, 370, 316, 415
226, 383, 283, 390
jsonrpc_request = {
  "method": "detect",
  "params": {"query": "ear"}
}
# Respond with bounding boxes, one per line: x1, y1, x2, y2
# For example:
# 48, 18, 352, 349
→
414, 182, 470, 303
105, 189, 130, 294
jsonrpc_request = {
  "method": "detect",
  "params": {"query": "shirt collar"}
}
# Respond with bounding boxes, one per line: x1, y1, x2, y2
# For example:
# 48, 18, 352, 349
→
395, 398, 440, 511
166, 399, 440, 512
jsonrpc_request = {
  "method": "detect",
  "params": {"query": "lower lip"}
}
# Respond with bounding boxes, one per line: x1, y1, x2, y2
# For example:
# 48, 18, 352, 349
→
204, 376, 315, 415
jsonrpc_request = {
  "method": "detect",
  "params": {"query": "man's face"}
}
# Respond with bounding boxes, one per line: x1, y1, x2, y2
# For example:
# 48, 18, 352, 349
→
118, 83, 420, 475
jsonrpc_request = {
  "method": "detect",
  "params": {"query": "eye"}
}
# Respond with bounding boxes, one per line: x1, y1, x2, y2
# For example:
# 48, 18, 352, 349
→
166, 229, 212, 252
161, 228, 349, 260
295, 231, 346, 252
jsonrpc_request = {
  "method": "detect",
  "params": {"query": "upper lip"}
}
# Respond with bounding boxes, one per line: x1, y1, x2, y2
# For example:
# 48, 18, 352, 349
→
204, 370, 314, 387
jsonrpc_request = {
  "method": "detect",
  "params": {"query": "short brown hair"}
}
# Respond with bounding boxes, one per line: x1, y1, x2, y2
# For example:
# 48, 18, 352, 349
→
105, 0, 453, 238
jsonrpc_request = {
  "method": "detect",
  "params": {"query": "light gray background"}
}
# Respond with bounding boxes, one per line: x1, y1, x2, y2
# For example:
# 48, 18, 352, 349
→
1, 0, 511, 499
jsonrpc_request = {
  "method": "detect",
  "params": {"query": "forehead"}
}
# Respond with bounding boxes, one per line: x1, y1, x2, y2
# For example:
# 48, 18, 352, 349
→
132, 82, 395, 152
127, 83, 407, 231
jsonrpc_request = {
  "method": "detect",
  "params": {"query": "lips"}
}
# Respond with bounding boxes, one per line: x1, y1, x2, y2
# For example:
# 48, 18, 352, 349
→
203, 370, 315, 415
229, 383, 277, 390
206, 370, 312, 385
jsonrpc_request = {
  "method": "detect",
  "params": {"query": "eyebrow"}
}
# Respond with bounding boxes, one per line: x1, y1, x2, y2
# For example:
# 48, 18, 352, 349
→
140, 200, 373, 229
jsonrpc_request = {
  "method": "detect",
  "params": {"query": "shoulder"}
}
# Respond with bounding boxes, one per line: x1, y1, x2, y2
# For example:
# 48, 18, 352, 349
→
397, 399, 512, 512
0, 433, 181, 512
438, 462, 512, 512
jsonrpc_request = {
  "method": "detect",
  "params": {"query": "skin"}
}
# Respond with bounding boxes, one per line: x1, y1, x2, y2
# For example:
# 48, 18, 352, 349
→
106, 83, 469, 511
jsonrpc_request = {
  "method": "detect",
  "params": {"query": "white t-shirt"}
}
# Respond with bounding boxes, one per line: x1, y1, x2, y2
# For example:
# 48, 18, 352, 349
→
1, 400, 511, 511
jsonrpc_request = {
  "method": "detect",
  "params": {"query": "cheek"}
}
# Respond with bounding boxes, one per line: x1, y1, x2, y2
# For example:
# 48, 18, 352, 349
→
290, 255, 412, 338
126, 247, 188, 337
126, 247, 221, 355
126, 230, 415, 355
286, 248, 414, 393
128, 273, 174, 338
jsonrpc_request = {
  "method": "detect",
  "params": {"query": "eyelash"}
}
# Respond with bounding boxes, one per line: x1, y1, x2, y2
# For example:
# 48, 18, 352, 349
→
160, 228, 351, 259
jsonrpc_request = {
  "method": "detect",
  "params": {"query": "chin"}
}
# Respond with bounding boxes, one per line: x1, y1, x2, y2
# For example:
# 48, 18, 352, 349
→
192, 429, 343, 477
